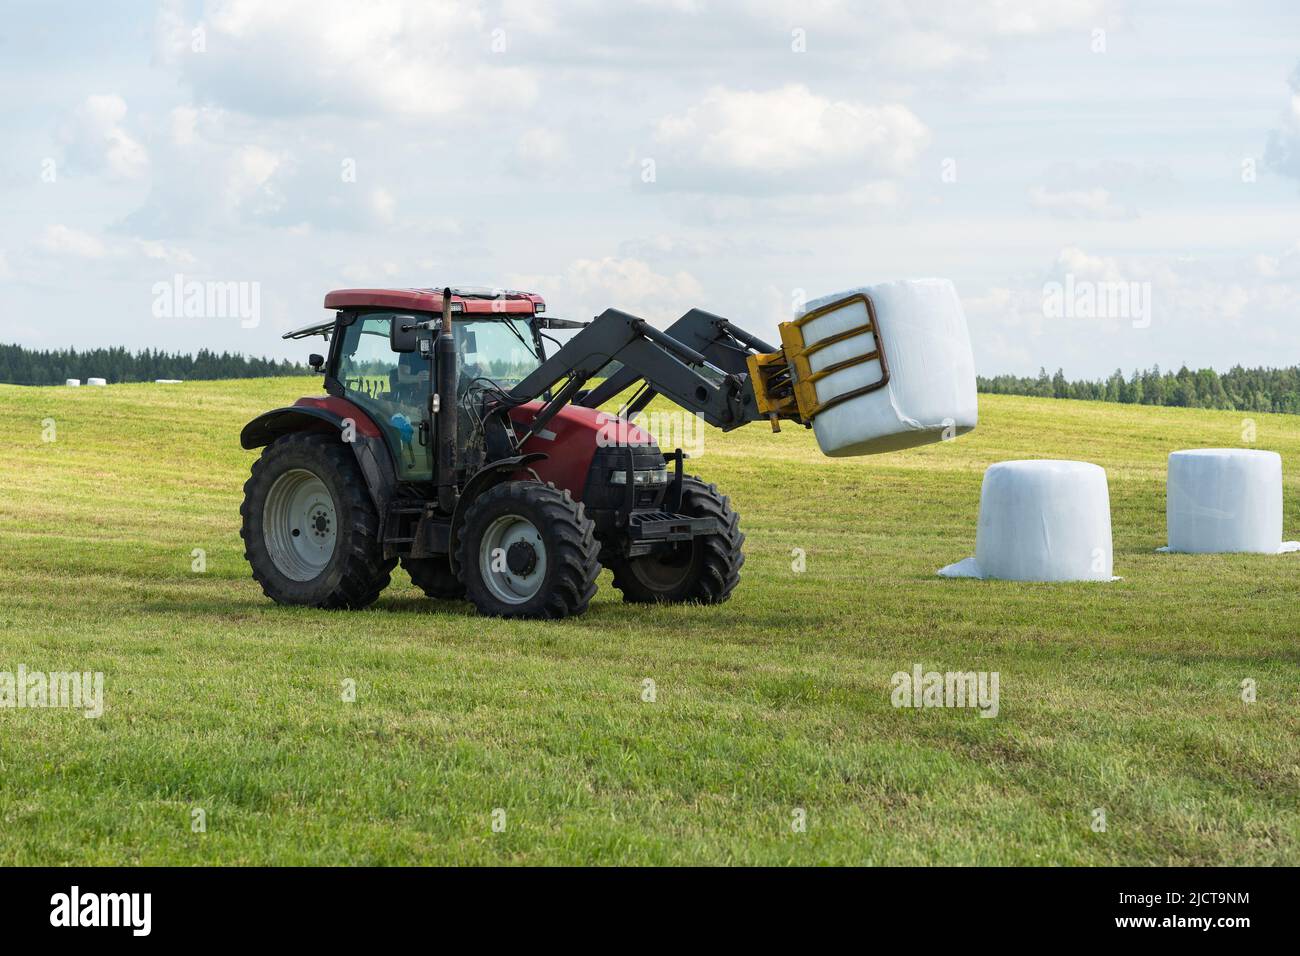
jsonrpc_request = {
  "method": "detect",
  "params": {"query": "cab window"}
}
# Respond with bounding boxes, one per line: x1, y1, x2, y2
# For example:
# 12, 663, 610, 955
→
454, 318, 541, 388
338, 315, 400, 398
336, 313, 430, 479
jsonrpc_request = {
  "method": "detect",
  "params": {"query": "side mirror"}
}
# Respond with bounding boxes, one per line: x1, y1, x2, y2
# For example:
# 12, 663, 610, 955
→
308, 353, 324, 372
390, 314, 421, 353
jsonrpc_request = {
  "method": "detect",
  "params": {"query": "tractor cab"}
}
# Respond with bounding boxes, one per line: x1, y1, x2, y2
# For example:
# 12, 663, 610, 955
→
314, 288, 551, 481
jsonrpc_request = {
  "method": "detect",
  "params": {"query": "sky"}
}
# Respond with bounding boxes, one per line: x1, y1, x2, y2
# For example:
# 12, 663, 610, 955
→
1, 0, 1298, 378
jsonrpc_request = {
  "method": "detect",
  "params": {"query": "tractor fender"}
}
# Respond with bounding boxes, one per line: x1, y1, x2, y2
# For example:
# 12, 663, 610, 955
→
239, 398, 383, 449
240, 401, 397, 523
448, 453, 548, 573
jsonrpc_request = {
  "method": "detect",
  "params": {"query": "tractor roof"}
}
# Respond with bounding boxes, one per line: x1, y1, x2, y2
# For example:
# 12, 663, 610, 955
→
323, 287, 544, 315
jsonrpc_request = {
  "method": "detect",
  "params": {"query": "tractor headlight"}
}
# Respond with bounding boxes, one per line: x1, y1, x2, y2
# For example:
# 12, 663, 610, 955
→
610, 467, 669, 486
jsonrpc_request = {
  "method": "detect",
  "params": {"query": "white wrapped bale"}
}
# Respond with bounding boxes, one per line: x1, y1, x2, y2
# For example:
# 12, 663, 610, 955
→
65, 379, 80, 387
86, 377, 107, 386
1164, 449, 1298, 554
800, 278, 977, 457
939, 460, 1116, 582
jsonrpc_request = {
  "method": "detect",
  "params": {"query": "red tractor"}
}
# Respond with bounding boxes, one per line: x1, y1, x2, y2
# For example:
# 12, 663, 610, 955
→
240, 286, 818, 619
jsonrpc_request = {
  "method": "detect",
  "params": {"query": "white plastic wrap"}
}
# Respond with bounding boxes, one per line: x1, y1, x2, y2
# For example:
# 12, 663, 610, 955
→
1163, 449, 1298, 554
802, 278, 977, 457
86, 377, 107, 387
65, 379, 80, 387
938, 460, 1116, 581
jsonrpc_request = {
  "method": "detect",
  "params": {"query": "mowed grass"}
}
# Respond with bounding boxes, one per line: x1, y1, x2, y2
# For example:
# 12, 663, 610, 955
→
0, 377, 1297, 865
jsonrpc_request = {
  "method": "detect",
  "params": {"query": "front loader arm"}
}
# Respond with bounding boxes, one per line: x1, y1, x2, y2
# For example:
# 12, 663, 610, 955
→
508, 308, 771, 438
576, 308, 777, 416
566, 293, 894, 436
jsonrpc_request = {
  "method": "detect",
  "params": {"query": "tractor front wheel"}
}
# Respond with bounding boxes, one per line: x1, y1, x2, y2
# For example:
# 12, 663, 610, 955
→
241, 432, 395, 609
606, 476, 744, 605
456, 481, 600, 619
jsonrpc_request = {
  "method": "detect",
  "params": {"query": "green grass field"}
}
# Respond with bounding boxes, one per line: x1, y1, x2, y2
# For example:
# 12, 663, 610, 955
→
0, 377, 1297, 865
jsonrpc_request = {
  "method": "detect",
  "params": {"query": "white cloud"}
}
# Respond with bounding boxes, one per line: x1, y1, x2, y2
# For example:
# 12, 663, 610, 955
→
1029, 185, 1129, 219
508, 257, 706, 325
133, 239, 197, 269
124, 118, 297, 235
1053, 245, 1138, 283
157, 0, 538, 119
490, 0, 1120, 77
616, 233, 791, 262
1253, 242, 1300, 279
15, 0, 1297, 380
169, 106, 198, 146
126, 110, 448, 236
1265, 61, 1300, 182
223, 145, 288, 217
513, 128, 570, 169
35, 226, 196, 269
959, 0, 1113, 36
962, 241, 1300, 375
340, 260, 403, 283
875, 0, 1118, 68
40, 225, 107, 259
59, 94, 149, 179
370, 188, 397, 225
499, 0, 561, 32
884, 30, 981, 70
656, 84, 928, 176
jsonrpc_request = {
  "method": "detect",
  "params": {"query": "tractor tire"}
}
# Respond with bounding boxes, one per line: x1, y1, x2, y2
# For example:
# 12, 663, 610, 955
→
456, 481, 600, 619
241, 432, 395, 609
401, 555, 465, 600
606, 475, 744, 605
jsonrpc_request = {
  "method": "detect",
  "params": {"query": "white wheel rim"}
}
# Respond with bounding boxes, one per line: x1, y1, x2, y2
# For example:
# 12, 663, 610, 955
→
264, 468, 337, 581
479, 515, 546, 604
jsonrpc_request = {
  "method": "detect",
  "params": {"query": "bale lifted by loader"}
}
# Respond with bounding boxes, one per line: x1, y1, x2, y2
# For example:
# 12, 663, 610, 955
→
240, 285, 887, 619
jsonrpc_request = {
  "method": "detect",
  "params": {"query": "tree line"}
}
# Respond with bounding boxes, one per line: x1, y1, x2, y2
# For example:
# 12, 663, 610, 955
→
978, 365, 1300, 414
0, 343, 308, 385
5, 341, 1298, 414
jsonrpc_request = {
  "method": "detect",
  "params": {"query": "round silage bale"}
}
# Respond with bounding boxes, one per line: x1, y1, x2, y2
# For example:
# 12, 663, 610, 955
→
800, 278, 978, 457
939, 460, 1115, 582
1165, 449, 1293, 554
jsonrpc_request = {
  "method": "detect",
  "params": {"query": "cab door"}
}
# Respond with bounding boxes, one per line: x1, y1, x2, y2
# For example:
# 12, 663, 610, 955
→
334, 312, 433, 481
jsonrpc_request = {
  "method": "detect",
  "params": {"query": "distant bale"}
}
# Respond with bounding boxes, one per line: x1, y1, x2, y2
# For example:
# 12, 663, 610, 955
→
65, 379, 81, 387
154, 379, 183, 384
86, 377, 107, 387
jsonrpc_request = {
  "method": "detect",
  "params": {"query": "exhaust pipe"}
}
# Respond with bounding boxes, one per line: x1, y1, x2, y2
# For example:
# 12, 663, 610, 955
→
436, 286, 458, 512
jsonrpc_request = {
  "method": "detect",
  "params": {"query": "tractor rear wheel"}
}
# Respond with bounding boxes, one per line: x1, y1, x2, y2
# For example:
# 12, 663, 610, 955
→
401, 555, 465, 600
606, 476, 744, 605
456, 481, 600, 619
241, 432, 395, 608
